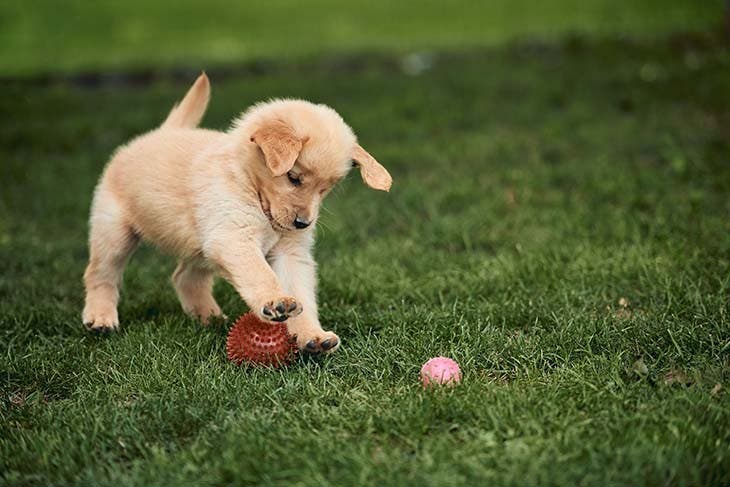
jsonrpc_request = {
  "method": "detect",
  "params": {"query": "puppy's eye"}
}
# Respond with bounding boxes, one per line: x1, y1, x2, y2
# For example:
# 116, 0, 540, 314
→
287, 171, 302, 187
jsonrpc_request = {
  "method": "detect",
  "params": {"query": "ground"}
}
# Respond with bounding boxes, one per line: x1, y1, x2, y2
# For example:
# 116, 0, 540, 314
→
1, 2, 729, 485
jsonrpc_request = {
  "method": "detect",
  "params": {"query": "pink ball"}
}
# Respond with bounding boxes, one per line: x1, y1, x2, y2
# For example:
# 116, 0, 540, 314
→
420, 357, 462, 388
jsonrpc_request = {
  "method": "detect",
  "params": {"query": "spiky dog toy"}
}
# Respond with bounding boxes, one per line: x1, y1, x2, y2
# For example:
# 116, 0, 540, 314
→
226, 312, 298, 367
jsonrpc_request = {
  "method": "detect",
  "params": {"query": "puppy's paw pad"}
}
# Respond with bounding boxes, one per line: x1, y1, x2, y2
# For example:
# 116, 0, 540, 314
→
260, 297, 302, 322
83, 319, 119, 334
82, 307, 119, 334
300, 332, 340, 354
320, 337, 339, 351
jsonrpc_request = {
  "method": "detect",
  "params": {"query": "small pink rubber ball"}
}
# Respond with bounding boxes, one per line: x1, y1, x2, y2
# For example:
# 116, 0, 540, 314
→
420, 357, 462, 388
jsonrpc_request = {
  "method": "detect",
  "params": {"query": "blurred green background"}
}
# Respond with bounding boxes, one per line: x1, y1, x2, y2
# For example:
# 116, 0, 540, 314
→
0, 0, 722, 75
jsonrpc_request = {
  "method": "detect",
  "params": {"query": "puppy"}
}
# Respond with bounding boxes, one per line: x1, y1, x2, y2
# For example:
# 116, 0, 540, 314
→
82, 74, 391, 353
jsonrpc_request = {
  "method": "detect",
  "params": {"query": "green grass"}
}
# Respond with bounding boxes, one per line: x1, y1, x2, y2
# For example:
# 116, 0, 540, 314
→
0, 0, 723, 76
2, 16, 730, 487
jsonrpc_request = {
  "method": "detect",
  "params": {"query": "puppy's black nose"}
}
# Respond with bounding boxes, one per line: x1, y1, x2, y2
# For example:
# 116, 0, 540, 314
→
293, 216, 310, 229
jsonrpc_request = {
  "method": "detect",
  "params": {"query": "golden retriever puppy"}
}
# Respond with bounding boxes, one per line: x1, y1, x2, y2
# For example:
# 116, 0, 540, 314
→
82, 74, 391, 353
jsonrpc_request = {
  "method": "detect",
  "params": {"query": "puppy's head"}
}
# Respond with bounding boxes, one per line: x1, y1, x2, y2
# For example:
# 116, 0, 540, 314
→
238, 99, 391, 232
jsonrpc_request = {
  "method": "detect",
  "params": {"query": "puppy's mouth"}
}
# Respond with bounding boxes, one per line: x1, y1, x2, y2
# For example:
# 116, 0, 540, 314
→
257, 192, 290, 232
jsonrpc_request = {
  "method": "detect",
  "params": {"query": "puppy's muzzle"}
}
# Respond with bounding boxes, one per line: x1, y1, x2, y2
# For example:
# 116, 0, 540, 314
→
293, 216, 311, 229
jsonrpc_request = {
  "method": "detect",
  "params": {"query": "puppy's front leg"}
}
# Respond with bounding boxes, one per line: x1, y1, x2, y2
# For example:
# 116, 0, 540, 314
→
207, 238, 302, 323
269, 235, 340, 353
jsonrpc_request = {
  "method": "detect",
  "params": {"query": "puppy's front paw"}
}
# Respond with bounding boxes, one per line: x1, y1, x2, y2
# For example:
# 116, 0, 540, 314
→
298, 331, 340, 354
260, 297, 302, 323
82, 306, 119, 334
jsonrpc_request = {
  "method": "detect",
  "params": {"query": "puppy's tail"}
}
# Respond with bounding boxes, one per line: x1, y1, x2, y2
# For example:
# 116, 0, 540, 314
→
161, 73, 210, 129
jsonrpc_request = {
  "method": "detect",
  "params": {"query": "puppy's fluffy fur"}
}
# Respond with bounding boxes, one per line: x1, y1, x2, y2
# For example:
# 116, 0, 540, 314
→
82, 74, 391, 353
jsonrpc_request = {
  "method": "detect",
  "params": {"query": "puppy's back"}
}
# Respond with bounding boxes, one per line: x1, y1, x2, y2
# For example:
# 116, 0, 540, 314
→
100, 127, 225, 255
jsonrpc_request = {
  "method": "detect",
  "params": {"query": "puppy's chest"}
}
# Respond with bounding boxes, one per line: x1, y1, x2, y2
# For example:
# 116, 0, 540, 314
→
260, 228, 282, 255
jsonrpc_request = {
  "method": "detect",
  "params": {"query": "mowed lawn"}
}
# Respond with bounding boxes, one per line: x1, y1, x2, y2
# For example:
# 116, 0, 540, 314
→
1, 7, 730, 487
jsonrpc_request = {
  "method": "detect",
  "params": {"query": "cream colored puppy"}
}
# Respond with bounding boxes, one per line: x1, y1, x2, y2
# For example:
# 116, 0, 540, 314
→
82, 74, 391, 353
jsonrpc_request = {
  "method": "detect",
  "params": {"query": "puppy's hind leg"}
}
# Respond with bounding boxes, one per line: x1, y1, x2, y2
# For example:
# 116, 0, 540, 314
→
83, 191, 139, 333
172, 259, 223, 324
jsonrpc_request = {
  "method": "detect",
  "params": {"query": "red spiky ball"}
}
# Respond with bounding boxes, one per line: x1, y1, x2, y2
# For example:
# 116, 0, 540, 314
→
226, 312, 298, 367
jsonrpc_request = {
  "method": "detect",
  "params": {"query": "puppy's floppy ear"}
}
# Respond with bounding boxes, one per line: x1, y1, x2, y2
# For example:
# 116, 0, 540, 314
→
250, 121, 306, 177
352, 144, 392, 192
